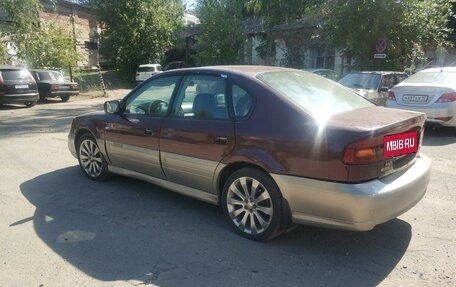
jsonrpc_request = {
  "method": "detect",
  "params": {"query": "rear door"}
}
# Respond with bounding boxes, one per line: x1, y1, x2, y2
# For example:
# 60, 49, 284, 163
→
160, 73, 235, 193
104, 75, 180, 178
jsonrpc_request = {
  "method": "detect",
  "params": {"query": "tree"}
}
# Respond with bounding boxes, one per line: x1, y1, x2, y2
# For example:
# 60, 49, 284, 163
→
90, 0, 183, 76
0, 0, 81, 68
322, 0, 453, 71
246, 0, 319, 66
196, 0, 246, 65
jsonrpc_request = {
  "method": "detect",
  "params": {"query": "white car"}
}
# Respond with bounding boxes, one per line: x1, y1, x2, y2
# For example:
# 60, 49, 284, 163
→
135, 64, 162, 84
386, 67, 456, 127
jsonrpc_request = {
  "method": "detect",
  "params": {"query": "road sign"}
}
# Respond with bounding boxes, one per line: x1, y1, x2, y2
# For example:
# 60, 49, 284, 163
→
376, 38, 387, 53
374, 54, 387, 59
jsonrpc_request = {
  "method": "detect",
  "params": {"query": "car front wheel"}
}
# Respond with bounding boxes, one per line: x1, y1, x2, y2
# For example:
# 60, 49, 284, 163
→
222, 168, 282, 241
77, 134, 109, 180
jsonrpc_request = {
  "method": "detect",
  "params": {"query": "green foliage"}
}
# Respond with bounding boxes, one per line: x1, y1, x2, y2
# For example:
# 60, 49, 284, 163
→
246, 0, 319, 65
91, 0, 183, 76
0, 42, 11, 64
196, 0, 246, 65
0, 0, 82, 68
322, 0, 453, 71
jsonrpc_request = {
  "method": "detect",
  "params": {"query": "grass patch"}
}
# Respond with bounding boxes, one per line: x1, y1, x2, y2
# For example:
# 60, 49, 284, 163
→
74, 70, 131, 92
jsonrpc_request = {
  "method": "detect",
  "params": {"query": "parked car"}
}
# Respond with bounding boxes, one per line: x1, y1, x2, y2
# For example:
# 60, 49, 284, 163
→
29, 69, 79, 102
0, 65, 39, 107
135, 64, 162, 84
386, 67, 456, 127
68, 66, 431, 240
164, 61, 188, 71
338, 71, 408, 106
306, 68, 340, 81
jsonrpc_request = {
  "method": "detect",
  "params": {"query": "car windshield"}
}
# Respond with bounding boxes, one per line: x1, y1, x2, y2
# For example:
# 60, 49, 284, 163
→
338, 73, 381, 90
37, 71, 65, 82
257, 71, 373, 117
0, 69, 34, 81
138, 66, 160, 72
404, 71, 456, 85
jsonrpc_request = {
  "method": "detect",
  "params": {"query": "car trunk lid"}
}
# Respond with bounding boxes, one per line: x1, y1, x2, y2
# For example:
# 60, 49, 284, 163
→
391, 83, 455, 107
0, 70, 37, 95
327, 106, 426, 182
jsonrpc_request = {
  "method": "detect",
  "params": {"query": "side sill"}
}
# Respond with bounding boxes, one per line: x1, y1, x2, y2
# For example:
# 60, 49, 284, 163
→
108, 165, 219, 205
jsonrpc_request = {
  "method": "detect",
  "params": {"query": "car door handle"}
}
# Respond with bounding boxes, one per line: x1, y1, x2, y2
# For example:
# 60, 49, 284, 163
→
145, 129, 154, 136
214, 136, 228, 145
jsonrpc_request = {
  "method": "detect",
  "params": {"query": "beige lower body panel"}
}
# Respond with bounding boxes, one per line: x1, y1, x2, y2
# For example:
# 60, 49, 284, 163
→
271, 153, 431, 231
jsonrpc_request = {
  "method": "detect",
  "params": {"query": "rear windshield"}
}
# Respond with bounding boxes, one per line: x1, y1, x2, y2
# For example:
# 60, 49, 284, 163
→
257, 71, 373, 117
338, 73, 381, 90
404, 70, 456, 85
0, 69, 34, 81
138, 66, 161, 72
36, 71, 65, 82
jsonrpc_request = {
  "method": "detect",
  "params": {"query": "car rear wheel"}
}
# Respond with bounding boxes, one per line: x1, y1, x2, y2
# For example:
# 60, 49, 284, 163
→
222, 168, 282, 241
77, 134, 110, 181
60, 95, 70, 102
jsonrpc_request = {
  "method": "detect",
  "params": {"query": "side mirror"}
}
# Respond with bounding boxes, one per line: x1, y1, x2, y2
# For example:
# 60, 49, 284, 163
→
379, 87, 389, 92
104, 100, 120, 114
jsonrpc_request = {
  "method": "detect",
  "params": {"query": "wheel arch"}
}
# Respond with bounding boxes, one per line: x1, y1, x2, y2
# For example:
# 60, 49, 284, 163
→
215, 162, 293, 228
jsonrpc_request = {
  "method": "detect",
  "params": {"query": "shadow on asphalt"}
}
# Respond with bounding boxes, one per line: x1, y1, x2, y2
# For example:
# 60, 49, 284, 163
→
422, 124, 456, 146
19, 167, 412, 286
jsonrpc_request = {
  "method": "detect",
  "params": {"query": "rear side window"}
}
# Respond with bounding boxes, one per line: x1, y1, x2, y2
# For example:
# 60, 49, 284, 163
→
0, 69, 34, 81
36, 71, 65, 82
232, 85, 253, 118
258, 71, 373, 117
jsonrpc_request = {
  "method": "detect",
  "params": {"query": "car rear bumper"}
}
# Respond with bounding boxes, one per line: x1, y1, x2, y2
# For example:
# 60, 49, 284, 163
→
271, 153, 431, 231
386, 101, 456, 127
49, 91, 79, 98
0, 93, 39, 104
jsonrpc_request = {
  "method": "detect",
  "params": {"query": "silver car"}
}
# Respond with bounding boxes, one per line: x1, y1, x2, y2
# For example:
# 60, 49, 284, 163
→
339, 71, 408, 106
386, 67, 456, 127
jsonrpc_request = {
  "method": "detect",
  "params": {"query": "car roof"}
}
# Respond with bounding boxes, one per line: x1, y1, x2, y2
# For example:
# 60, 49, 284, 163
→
0, 65, 27, 70
29, 69, 62, 73
138, 63, 161, 67
346, 71, 407, 75
163, 65, 297, 79
418, 66, 456, 73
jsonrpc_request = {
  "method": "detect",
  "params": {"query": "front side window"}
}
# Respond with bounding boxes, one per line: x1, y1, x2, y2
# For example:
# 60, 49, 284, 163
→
171, 74, 228, 120
124, 76, 179, 117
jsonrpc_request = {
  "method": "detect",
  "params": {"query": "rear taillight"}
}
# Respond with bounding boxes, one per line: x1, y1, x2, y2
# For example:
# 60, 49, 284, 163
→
387, 91, 396, 100
70, 83, 78, 90
343, 136, 383, 165
50, 84, 59, 91
436, 92, 456, 103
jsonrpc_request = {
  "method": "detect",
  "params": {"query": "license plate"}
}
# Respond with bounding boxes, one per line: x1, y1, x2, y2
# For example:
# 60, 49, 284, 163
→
384, 131, 418, 158
402, 94, 428, 103
15, 84, 28, 89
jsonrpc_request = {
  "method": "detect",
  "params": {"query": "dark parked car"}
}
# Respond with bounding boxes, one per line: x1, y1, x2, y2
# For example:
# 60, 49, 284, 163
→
338, 71, 408, 106
68, 66, 431, 240
29, 69, 79, 102
0, 65, 39, 107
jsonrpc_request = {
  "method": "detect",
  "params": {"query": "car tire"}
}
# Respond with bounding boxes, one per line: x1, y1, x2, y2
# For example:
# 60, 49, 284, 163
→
25, 100, 37, 107
77, 134, 110, 181
221, 167, 283, 241
60, 95, 70, 102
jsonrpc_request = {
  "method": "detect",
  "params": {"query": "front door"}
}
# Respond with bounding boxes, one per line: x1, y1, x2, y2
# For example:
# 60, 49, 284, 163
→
105, 76, 180, 178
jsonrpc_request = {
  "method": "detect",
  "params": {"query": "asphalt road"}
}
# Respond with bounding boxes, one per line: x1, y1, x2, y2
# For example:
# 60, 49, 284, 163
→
0, 94, 455, 287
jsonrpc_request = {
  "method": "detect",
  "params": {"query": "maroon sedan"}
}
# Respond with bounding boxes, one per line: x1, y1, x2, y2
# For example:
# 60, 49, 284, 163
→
68, 66, 431, 240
